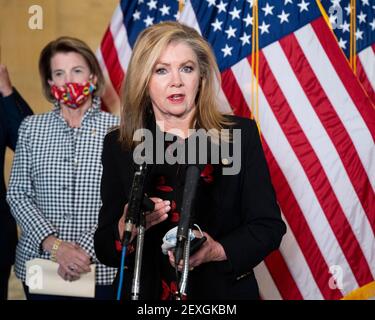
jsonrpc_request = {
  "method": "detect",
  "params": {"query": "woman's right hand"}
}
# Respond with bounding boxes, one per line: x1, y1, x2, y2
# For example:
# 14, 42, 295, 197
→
118, 197, 170, 241
43, 236, 91, 280
54, 242, 91, 279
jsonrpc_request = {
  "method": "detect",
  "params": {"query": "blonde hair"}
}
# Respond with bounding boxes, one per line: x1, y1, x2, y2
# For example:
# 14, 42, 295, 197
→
39, 36, 105, 102
119, 21, 231, 149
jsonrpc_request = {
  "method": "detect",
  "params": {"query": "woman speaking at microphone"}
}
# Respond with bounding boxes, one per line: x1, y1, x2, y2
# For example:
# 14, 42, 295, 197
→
94, 21, 286, 300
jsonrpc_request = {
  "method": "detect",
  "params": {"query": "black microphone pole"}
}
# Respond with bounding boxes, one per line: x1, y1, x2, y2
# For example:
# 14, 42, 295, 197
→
122, 162, 148, 246
121, 161, 155, 300
174, 165, 201, 270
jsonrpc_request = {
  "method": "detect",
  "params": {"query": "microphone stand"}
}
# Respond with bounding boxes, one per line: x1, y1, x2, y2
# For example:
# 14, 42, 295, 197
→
176, 234, 191, 299
174, 165, 202, 299
121, 162, 154, 300
131, 211, 145, 300
131, 195, 155, 300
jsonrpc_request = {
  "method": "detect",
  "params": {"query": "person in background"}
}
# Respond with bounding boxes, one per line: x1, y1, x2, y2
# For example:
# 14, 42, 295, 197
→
94, 22, 286, 300
7, 37, 119, 300
0, 65, 33, 300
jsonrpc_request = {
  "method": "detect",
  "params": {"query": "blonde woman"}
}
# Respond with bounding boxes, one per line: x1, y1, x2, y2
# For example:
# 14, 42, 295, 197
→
95, 22, 286, 300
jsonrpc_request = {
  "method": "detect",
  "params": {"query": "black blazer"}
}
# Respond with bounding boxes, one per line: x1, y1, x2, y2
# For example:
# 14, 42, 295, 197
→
0, 89, 33, 267
94, 115, 286, 300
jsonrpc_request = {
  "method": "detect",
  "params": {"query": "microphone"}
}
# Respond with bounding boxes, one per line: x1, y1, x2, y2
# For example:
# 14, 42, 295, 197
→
174, 165, 202, 265
122, 163, 152, 245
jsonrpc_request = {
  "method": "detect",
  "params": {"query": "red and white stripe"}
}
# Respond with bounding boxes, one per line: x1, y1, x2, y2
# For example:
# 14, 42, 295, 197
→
357, 44, 375, 104
97, 4, 130, 112
98, 4, 375, 299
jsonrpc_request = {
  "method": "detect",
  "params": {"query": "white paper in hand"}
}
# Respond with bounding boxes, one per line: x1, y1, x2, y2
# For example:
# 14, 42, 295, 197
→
25, 258, 95, 298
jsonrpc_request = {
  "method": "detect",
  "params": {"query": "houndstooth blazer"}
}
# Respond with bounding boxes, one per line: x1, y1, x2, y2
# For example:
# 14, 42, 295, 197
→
7, 97, 119, 285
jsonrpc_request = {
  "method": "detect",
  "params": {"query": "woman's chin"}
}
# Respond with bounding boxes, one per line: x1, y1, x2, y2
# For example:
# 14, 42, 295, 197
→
166, 106, 195, 118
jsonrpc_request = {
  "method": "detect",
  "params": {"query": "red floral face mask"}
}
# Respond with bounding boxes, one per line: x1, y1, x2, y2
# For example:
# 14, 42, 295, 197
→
50, 81, 96, 109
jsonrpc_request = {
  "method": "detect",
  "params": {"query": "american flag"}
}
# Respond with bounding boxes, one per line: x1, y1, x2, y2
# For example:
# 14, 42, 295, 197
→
98, 0, 375, 299
320, 0, 375, 104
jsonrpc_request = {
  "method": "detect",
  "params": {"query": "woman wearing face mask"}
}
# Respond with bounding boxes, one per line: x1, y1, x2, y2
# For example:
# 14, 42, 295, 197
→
6, 37, 119, 300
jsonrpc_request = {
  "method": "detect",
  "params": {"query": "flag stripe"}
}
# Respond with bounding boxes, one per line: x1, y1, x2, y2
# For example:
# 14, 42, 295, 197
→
254, 262, 283, 300
100, 27, 125, 93
296, 22, 375, 223
226, 61, 312, 299
221, 69, 251, 118
223, 62, 313, 299
278, 216, 325, 300
357, 58, 375, 103
357, 47, 375, 103
95, 49, 120, 114
263, 141, 342, 299
358, 46, 375, 91
109, 6, 132, 72
220, 64, 305, 299
301, 21, 375, 191
279, 33, 375, 247
258, 47, 374, 286
311, 19, 375, 140
230, 57, 358, 296
264, 250, 304, 299
256, 79, 359, 296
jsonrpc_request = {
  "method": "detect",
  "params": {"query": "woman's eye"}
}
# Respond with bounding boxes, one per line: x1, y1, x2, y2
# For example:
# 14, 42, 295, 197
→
155, 68, 167, 75
181, 66, 193, 73
74, 69, 82, 73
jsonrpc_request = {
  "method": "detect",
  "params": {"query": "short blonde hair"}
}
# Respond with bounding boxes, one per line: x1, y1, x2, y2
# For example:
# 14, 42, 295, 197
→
119, 21, 231, 149
39, 36, 105, 102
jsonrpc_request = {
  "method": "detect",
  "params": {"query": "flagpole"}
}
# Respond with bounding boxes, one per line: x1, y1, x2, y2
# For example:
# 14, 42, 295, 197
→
179, 0, 185, 13
351, 0, 356, 74
255, 2, 259, 133
251, 0, 261, 135
251, 2, 256, 121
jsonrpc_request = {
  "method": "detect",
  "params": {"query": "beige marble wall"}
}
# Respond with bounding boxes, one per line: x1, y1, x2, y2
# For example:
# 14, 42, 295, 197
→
0, 0, 118, 299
